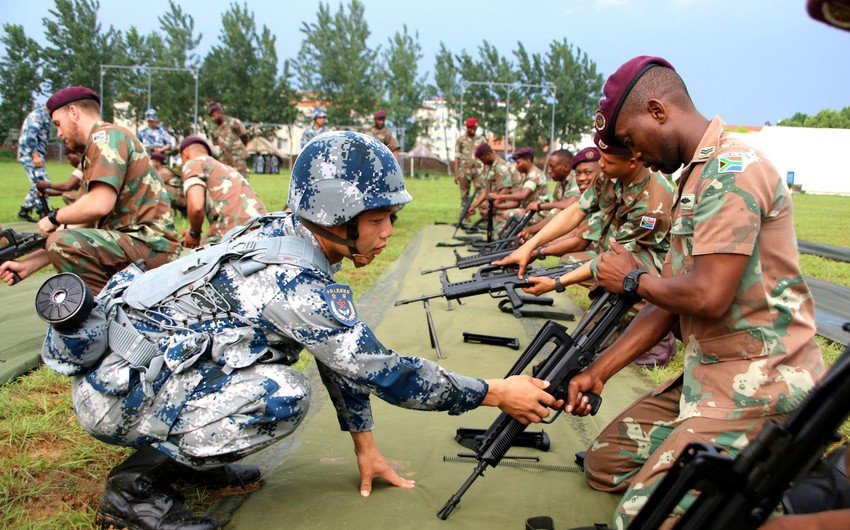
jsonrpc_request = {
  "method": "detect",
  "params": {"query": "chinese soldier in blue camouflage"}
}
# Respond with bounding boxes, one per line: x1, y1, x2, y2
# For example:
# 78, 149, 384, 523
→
39, 131, 558, 530
17, 105, 52, 222
300, 106, 330, 148
137, 108, 176, 155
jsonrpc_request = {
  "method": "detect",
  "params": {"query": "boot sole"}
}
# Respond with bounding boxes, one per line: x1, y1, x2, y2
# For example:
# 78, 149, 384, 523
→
95, 509, 140, 530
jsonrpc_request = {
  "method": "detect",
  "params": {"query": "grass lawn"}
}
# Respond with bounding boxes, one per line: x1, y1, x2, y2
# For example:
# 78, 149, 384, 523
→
0, 157, 848, 527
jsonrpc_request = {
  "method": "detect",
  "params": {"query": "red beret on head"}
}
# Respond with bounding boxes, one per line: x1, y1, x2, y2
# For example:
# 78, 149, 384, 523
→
807, 0, 850, 30
46, 86, 101, 116
179, 135, 212, 155
149, 152, 166, 163
465, 117, 478, 128
373, 110, 387, 119
512, 146, 535, 160
594, 56, 674, 147
206, 104, 222, 116
593, 132, 631, 156
474, 141, 492, 159
571, 147, 600, 170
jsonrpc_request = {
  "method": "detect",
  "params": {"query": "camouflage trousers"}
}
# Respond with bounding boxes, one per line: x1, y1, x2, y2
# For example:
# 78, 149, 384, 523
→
72, 359, 310, 468
20, 162, 48, 212
584, 378, 779, 529
45, 228, 176, 293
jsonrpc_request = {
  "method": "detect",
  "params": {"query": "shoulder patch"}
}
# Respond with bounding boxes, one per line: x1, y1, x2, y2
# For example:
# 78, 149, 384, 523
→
639, 216, 657, 230
697, 146, 715, 160
716, 150, 759, 174
680, 194, 696, 210
323, 283, 358, 326
92, 130, 108, 144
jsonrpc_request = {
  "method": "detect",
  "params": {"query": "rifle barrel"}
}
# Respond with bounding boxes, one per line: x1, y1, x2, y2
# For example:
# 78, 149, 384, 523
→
394, 292, 443, 306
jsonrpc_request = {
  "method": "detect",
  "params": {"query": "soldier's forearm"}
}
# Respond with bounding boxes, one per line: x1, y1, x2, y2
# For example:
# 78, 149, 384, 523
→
526, 204, 586, 250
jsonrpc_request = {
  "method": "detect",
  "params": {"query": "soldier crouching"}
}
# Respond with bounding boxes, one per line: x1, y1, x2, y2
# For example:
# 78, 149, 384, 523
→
39, 131, 557, 530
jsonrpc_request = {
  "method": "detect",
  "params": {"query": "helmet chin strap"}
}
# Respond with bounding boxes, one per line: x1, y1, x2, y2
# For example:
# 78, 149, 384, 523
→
299, 217, 374, 268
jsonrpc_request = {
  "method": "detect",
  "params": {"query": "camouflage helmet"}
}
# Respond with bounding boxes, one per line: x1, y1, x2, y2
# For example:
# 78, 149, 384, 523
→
144, 108, 157, 121
288, 131, 412, 227
311, 106, 327, 120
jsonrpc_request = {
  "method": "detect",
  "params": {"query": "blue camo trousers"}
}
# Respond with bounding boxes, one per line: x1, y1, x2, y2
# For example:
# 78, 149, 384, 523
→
20, 162, 48, 211
71, 360, 311, 468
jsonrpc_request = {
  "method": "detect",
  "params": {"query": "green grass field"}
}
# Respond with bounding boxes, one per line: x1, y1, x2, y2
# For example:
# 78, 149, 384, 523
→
1, 159, 848, 528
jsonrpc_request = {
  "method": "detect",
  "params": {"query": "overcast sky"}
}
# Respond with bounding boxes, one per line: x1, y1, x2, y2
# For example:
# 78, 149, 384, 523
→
2, 0, 848, 126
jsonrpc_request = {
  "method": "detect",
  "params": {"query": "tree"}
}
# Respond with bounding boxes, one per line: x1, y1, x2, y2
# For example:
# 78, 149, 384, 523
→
453, 41, 516, 146
294, 0, 381, 124
433, 42, 460, 160
41, 0, 119, 119
779, 107, 850, 129
381, 25, 427, 150
0, 24, 42, 138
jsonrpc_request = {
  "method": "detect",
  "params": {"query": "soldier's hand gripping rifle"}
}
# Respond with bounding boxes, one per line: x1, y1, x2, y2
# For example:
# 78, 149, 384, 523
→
630, 321, 850, 530
0, 228, 46, 284
469, 210, 534, 254
396, 264, 579, 317
436, 291, 640, 519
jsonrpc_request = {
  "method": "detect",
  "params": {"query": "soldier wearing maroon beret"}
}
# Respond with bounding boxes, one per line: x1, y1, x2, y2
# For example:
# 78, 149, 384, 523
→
807, 0, 850, 30
363, 109, 399, 155
489, 146, 549, 215
453, 116, 485, 205
557, 56, 824, 528
0, 86, 180, 292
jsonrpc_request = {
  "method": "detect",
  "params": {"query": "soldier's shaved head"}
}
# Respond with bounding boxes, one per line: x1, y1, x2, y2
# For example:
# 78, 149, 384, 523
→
618, 66, 694, 123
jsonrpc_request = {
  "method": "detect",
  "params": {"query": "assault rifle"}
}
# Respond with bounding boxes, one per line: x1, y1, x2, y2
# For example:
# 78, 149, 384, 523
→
395, 264, 578, 318
468, 210, 533, 254
436, 291, 640, 519
630, 321, 850, 530
0, 228, 46, 284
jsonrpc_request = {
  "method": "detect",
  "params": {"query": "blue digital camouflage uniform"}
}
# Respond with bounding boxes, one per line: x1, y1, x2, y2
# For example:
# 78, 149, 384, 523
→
17, 106, 52, 212
300, 125, 330, 148
43, 212, 487, 467
137, 124, 176, 152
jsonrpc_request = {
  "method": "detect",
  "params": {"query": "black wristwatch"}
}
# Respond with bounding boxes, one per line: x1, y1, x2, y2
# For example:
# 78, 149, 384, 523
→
47, 209, 61, 226
554, 277, 566, 293
623, 270, 647, 295
189, 229, 201, 238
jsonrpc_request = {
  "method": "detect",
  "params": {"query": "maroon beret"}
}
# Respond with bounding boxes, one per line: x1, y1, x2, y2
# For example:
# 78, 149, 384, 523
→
465, 117, 478, 128
512, 146, 535, 160
179, 136, 212, 155
46, 86, 101, 116
206, 104, 222, 116
571, 147, 600, 170
807, 0, 850, 30
474, 141, 493, 159
593, 132, 631, 156
594, 56, 675, 146
149, 152, 166, 162
373, 110, 387, 120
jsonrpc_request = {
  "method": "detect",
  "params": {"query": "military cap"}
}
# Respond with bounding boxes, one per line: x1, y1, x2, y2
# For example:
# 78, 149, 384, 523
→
206, 104, 222, 116
144, 108, 158, 121
807, 0, 850, 30
179, 135, 212, 155
593, 132, 631, 156
312, 107, 327, 119
594, 56, 674, 147
474, 141, 493, 159
512, 146, 535, 160
46, 86, 101, 116
373, 110, 387, 119
465, 117, 478, 128
571, 146, 600, 170
149, 152, 166, 162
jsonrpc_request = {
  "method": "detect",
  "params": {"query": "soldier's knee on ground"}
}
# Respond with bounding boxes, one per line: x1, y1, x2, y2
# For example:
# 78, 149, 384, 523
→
583, 443, 629, 492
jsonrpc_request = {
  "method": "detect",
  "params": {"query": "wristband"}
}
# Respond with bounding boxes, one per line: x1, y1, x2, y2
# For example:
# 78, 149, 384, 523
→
554, 277, 566, 293
189, 229, 202, 238
47, 209, 61, 226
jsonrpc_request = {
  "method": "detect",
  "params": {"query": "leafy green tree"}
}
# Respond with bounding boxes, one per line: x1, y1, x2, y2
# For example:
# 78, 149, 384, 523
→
41, 0, 119, 119
0, 24, 42, 139
780, 107, 850, 129
294, 0, 381, 124
433, 42, 460, 159
381, 25, 427, 150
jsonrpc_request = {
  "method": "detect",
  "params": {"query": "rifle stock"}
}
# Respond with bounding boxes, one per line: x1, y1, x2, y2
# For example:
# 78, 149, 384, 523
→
437, 292, 639, 519
0, 229, 46, 284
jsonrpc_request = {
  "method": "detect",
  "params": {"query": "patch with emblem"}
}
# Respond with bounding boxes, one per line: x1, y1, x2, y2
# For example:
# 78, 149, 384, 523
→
594, 111, 606, 131
92, 130, 107, 144
639, 216, 657, 230
323, 283, 357, 326
680, 194, 695, 210
717, 150, 759, 174
697, 146, 715, 160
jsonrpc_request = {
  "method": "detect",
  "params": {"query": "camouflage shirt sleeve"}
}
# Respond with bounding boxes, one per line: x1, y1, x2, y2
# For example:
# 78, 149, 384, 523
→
181, 159, 208, 193
84, 129, 130, 193
234, 118, 248, 138
577, 178, 601, 214
262, 272, 488, 432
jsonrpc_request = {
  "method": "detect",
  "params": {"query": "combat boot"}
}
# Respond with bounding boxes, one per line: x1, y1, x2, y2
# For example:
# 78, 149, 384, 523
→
171, 460, 263, 489
96, 446, 219, 530
17, 207, 37, 223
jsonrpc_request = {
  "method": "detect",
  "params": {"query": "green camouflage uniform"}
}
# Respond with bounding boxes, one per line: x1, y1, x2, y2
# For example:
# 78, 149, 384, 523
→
363, 125, 399, 153
544, 172, 582, 217
181, 155, 269, 242
583, 117, 825, 529
157, 165, 186, 212
45, 121, 180, 293
213, 116, 249, 177
502, 164, 549, 219
455, 132, 485, 204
